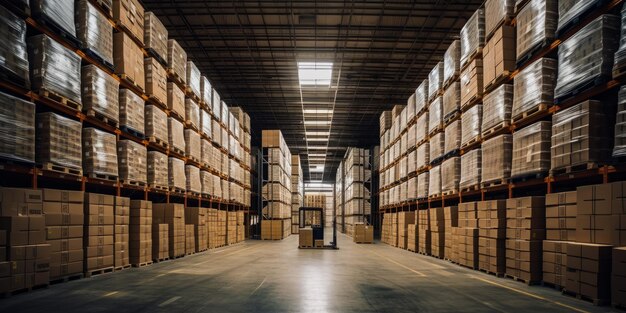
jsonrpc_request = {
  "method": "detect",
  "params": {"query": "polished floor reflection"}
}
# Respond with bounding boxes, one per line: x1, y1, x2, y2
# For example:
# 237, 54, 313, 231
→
0, 234, 612, 312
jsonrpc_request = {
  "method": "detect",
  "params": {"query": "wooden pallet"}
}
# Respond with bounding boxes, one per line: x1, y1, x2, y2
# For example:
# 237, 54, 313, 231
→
354, 241, 373, 244
441, 190, 457, 197
120, 179, 146, 187
86, 172, 118, 181
169, 110, 186, 123
479, 269, 505, 278
482, 121, 510, 140
0, 284, 49, 298
82, 48, 114, 71
84, 266, 114, 278
443, 110, 461, 126
114, 264, 131, 271
185, 88, 201, 103
0, 65, 29, 90
461, 93, 483, 112
145, 48, 168, 67
443, 149, 460, 159
460, 184, 481, 193
461, 48, 483, 71
170, 187, 186, 194
150, 184, 169, 192
49, 273, 84, 285
428, 125, 443, 138
115, 22, 144, 48
483, 71, 512, 93
120, 126, 145, 139
188, 191, 202, 198
167, 69, 185, 87
119, 73, 144, 93
153, 257, 170, 263
562, 289, 610, 306
85, 109, 119, 128
170, 254, 186, 259
35, 13, 81, 48
131, 261, 153, 268
461, 136, 481, 151
510, 172, 547, 183
147, 95, 168, 110
170, 146, 185, 157
147, 136, 169, 150
511, 103, 549, 125
38, 89, 82, 111
554, 75, 610, 105
541, 281, 564, 291
185, 121, 199, 132
505, 274, 540, 286
516, 39, 552, 68
550, 162, 599, 176
39, 162, 83, 176
481, 179, 509, 189
90, 0, 113, 18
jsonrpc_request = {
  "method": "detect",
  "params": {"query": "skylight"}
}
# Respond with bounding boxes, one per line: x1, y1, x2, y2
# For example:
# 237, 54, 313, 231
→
304, 120, 331, 125
306, 137, 328, 142
305, 131, 330, 136
298, 62, 333, 86
303, 109, 334, 114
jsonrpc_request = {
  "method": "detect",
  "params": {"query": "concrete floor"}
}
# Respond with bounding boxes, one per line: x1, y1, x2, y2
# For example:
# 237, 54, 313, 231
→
0, 234, 617, 313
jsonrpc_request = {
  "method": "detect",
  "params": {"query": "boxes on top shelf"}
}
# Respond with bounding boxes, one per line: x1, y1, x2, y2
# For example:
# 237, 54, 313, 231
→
460, 8, 485, 69
516, 0, 557, 63
167, 39, 187, 84
113, 31, 145, 91
76, 0, 113, 67
144, 12, 168, 64
0, 8, 29, 87
484, 0, 514, 40
443, 40, 460, 86
113, 0, 144, 45
145, 56, 167, 106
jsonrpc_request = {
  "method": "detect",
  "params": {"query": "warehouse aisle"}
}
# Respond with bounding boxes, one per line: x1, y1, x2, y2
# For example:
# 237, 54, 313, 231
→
0, 235, 611, 313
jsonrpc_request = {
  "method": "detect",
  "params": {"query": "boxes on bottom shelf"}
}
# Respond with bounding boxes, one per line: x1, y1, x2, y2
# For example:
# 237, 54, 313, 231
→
613, 247, 626, 307
261, 219, 289, 240
152, 224, 169, 260
542, 240, 568, 287
566, 242, 612, 301
353, 223, 373, 244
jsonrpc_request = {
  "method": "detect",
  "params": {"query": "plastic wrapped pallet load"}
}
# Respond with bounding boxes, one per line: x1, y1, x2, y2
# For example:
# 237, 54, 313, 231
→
444, 119, 461, 155
36, 112, 82, 171
184, 129, 201, 162
27, 34, 82, 105
613, 4, 626, 73
428, 97, 443, 135
119, 89, 145, 134
145, 57, 167, 106
201, 76, 212, 107
416, 112, 428, 144
416, 142, 429, 170
145, 105, 168, 144
76, 0, 113, 66
511, 58, 557, 122
485, 0, 514, 40
516, 0, 557, 62
558, 0, 606, 34
554, 15, 620, 100
482, 84, 512, 136
0, 7, 29, 86
32, 0, 76, 37
186, 60, 201, 100
441, 157, 460, 195
428, 165, 441, 198
429, 132, 444, 164
168, 157, 186, 191
428, 62, 444, 101
185, 98, 200, 130
0, 92, 35, 162
511, 121, 551, 178
83, 128, 118, 178
82, 64, 120, 123
481, 134, 512, 186
460, 149, 481, 190
168, 117, 185, 153
443, 82, 460, 120
443, 40, 460, 86
167, 39, 187, 83
415, 80, 429, 114
147, 151, 167, 188
185, 165, 201, 194
460, 8, 485, 68
461, 104, 482, 147
615, 86, 626, 157
144, 12, 168, 63
118, 139, 147, 184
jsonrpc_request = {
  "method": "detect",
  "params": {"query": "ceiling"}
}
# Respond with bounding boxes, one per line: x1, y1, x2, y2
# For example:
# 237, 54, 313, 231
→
142, 0, 484, 182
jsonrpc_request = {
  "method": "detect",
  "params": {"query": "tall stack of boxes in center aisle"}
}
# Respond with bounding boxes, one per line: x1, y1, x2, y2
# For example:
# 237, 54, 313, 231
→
338, 148, 372, 236
114, 197, 130, 269
84, 193, 114, 274
261, 130, 292, 240
291, 155, 304, 234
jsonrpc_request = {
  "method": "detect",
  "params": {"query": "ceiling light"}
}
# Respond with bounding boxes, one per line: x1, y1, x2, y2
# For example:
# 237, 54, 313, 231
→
304, 120, 331, 125
307, 146, 327, 150
298, 62, 333, 86
303, 109, 333, 114
307, 137, 328, 142
305, 131, 330, 136
309, 153, 326, 157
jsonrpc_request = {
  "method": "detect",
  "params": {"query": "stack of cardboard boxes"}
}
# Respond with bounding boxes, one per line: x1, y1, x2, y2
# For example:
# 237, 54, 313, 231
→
217, 210, 227, 246
43, 189, 83, 281
129, 200, 152, 266
407, 223, 417, 252
397, 212, 414, 250
227, 211, 237, 245
0, 188, 50, 292
457, 202, 479, 268
613, 247, 626, 307
185, 224, 195, 255
576, 182, 625, 246
546, 191, 577, 241
418, 210, 430, 254
84, 193, 114, 273
114, 197, 130, 269
478, 200, 506, 275
505, 197, 545, 283
185, 207, 207, 252
444, 206, 458, 260
299, 228, 313, 247
430, 208, 445, 258
152, 223, 168, 261
237, 211, 245, 242
153, 204, 185, 258
207, 209, 218, 249
353, 223, 373, 244
566, 243, 612, 303
543, 240, 568, 288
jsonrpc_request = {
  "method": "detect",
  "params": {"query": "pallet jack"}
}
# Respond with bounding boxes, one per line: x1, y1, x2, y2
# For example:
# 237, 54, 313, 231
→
298, 207, 338, 249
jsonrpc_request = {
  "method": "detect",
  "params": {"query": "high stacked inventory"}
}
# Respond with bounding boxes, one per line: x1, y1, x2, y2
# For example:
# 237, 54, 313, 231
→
261, 130, 292, 240
335, 148, 372, 236
290, 155, 303, 234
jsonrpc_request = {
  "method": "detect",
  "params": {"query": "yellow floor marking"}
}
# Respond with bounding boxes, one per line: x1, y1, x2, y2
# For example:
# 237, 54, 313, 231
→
468, 275, 590, 313
103, 291, 118, 297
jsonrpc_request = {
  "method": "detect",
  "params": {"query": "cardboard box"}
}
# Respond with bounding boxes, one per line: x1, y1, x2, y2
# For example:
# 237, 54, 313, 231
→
483, 25, 516, 91
113, 31, 145, 90
0, 188, 43, 217
299, 228, 313, 247
112, 0, 144, 44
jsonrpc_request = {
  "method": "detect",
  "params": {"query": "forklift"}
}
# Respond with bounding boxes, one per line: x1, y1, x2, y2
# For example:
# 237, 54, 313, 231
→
298, 207, 338, 249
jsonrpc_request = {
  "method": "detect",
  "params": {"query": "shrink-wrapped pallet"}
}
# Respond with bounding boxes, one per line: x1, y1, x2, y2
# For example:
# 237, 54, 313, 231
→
167, 39, 187, 83
212, 119, 221, 147
482, 84, 512, 134
485, 0, 514, 39
407, 150, 416, 174
407, 124, 416, 147
76, 0, 113, 66
460, 58, 483, 109
144, 12, 167, 63
82, 64, 120, 123
0, 8, 29, 86
615, 86, 626, 157
511, 121, 551, 177
168, 157, 186, 191
28, 34, 81, 104
167, 82, 185, 118
32, 0, 75, 36
417, 171, 429, 199
113, 31, 144, 90
185, 165, 201, 194
145, 57, 167, 105
444, 40, 460, 86
200, 109, 212, 138
416, 143, 430, 170
406, 93, 416, 122
551, 100, 612, 171
613, 4, 626, 71
512, 58, 557, 121
461, 105, 482, 147
168, 117, 185, 152
445, 120, 461, 155
200, 170, 211, 195
415, 80, 429, 114
113, 0, 144, 45
185, 98, 200, 130
430, 132, 444, 163
428, 165, 441, 197
428, 97, 443, 134
212, 89, 221, 121
481, 134, 512, 184
145, 105, 168, 143
82, 128, 118, 177
555, 15, 619, 100
186, 60, 201, 99
443, 82, 460, 120
460, 149, 481, 189
460, 9, 485, 68
184, 129, 201, 161
0, 92, 34, 162
119, 89, 144, 134
36, 112, 82, 169
416, 112, 428, 145
118, 139, 147, 183
201, 76, 212, 107
558, 0, 603, 34
147, 151, 167, 187
516, 0, 557, 61
428, 62, 444, 101
441, 157, 460, 195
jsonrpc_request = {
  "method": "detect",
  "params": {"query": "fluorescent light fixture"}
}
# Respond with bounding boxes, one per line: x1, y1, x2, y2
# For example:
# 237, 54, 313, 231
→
310, 166, 325, 172
303, 109, 333, 114
305, 131, 330, 136
307, 146, 327, 150
298, 62, 333, 86
306, 137, 328, 142
304, 120, 331, 125
309, 154, 326, 157
305, 182, 333, 189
